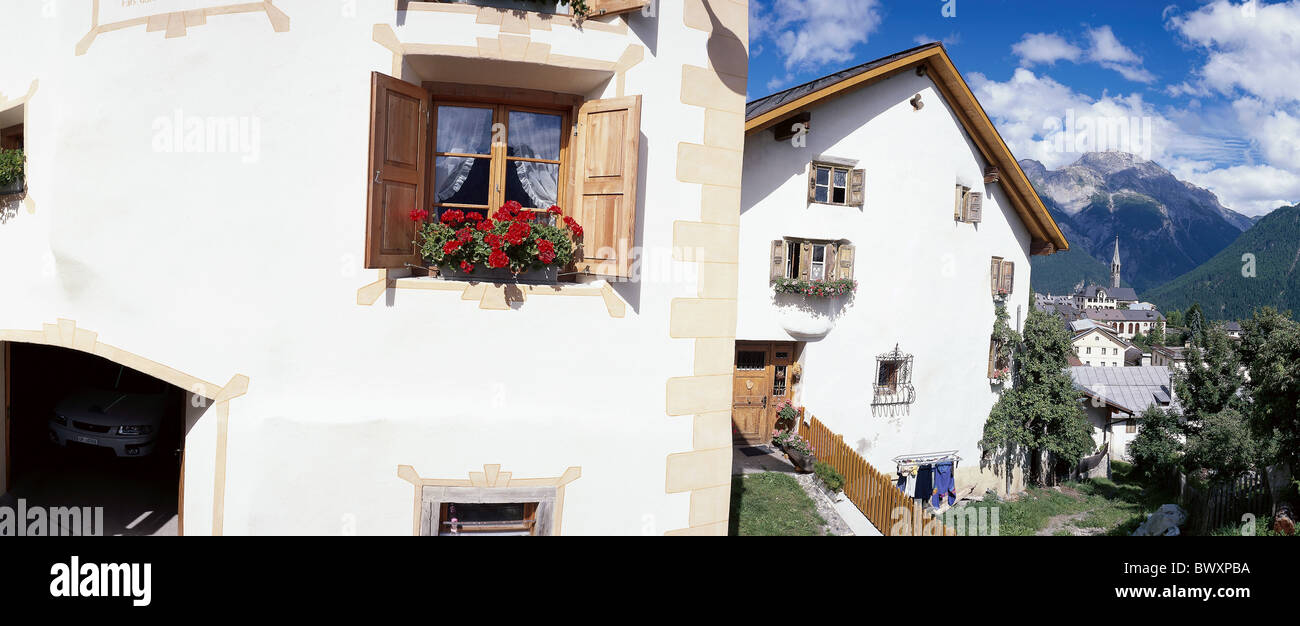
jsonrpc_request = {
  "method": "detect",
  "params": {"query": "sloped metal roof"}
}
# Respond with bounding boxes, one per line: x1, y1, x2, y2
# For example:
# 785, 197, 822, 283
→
746, 42, 942, 121
1070, 366, 1174, 415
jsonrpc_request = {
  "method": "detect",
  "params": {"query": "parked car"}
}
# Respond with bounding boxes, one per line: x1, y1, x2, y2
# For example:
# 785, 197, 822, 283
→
48, 386, 168, 458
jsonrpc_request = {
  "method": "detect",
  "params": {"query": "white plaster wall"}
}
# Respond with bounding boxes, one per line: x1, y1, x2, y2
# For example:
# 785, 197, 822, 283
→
0, 0, 714, 535
739, 70, 1032, 494
1074, 331, 1125, 367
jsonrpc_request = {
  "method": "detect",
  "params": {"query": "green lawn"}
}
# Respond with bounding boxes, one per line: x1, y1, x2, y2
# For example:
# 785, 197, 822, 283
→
959, 462, 1178, 536
728, 472, 827, 536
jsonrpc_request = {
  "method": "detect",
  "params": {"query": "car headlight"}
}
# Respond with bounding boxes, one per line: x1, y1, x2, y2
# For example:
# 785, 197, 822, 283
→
118, 425, 153, 436
53, 414, 67, 426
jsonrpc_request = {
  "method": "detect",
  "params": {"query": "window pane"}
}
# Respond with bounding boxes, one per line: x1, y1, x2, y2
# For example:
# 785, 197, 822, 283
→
507, 111, 562, 160
505, 161, 559, 209
815, 186, 829, 203
810, 263, 825, 281
812, 245, 825, 263
736, 351, 765, 370
434, 156, 490, 206
834, 168, 847, 188
436, 106, 493, 155
815, 167, 829, 185
832, 187, 847, 204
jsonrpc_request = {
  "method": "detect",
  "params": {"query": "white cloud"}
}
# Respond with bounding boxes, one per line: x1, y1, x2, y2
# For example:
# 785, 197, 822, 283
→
1168, 0, 1300, 103
1086, 26, 1142, 65
1011, 27, 1154, 83
913, 33, 962, 47
1180, 163, 1300, 215
750, 0, 883, 71
1011, 33, 1083, 66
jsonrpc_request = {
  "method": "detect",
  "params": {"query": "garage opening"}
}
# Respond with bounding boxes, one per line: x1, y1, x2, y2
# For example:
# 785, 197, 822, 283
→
2, 342, 198, 536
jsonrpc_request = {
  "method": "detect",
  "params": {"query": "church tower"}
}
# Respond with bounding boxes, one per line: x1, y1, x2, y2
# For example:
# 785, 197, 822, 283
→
1110, 236, 1122, 289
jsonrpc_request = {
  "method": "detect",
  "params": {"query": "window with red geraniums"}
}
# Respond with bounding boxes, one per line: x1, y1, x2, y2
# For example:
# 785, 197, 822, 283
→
414, 200, 582, 275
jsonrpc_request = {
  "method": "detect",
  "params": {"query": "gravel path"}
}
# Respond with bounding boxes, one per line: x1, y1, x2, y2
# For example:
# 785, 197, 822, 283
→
794, 473, 855, 536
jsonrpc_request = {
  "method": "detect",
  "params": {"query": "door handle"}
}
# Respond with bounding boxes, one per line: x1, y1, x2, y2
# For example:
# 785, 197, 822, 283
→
761, 396, 767, 409
374, 169, 382, 184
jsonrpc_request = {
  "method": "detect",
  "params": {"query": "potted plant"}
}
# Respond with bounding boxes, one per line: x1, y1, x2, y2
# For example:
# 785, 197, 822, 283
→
772, 399, 800, 432
771, 429, 815, 473
415, 201, 582, 282
814, 460, 846, 502
0, 148, 23, 196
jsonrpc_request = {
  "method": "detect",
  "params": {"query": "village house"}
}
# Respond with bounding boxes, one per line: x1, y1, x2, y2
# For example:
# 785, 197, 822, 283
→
1081, 308, 1166, 341
0, 0, 750, 536
1151, 344, 1188, 371
1071, 326, 1128, 368
1071, 366, 1176, 463
737, 42, 1068, 500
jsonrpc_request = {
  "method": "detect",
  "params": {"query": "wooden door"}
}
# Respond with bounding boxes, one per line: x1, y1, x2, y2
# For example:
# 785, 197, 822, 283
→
731, 342, 797, 444
732, 343, 771, 444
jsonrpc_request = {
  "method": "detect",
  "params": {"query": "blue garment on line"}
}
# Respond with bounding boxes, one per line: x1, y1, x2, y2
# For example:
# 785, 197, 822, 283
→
930, 461, 956, 508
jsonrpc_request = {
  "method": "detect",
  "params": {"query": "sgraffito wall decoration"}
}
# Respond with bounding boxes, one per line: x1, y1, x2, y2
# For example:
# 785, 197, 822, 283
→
77, 0, 290, 56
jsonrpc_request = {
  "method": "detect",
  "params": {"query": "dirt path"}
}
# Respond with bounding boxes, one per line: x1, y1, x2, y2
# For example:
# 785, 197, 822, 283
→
1036, 512, 1106, 536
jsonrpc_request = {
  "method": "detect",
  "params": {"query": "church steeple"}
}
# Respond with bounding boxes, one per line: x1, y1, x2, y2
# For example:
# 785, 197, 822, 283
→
1110, 236, 1122, 289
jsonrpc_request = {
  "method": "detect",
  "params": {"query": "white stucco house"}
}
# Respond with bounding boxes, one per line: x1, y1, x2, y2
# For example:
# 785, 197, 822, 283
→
1071, 366, 1175, 462
1072, 327, 1128, 368
735, 43, 1070, 497
0, 0, 749, 536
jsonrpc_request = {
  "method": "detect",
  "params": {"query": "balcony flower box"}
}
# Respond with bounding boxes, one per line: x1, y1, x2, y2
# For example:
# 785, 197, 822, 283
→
416, 202, 582, 282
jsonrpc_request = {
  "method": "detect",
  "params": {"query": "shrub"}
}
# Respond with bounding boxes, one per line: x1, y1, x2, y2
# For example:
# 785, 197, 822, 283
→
0, 148, 23, 187
814, 461, 844, 493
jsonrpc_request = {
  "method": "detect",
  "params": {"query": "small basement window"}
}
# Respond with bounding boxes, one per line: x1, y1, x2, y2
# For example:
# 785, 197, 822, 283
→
439, 502, 538, 536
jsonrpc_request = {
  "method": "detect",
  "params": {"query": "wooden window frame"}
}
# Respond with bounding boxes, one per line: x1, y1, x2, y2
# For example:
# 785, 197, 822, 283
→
425, 83, 580, 221
811, 163, 853, 206
775, 238, 851, 282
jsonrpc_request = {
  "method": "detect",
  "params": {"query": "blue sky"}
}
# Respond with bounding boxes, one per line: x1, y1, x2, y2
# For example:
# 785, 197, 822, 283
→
748, 0, 1300, 215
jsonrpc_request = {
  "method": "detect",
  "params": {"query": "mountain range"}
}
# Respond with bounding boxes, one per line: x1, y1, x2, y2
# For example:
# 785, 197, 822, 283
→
1145, 204, 1300, 320
1022, 152, 1252, 293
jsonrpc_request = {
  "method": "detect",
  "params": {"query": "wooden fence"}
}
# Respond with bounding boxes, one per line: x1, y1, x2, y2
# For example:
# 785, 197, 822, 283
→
799, 414, 955, 536
1180, 472, 1272, 535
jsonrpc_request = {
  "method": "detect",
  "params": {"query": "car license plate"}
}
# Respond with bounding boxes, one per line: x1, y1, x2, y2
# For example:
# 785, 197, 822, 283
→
76, 436, 99, 445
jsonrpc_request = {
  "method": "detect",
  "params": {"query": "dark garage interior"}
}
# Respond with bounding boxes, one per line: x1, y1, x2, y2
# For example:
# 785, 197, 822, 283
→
2, 342, 187, 536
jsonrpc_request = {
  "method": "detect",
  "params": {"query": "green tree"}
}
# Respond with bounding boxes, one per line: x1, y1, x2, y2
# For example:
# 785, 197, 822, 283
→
1185, 303, 1206, 346
1184, 408, 1265, 479
1166, 309, 1184, 328
1148, 321, 1165, 347
1239, 307, 1300, 470
1173, 324, 1244, 420
1128, 405, 1184, 483
982, 310, 1095, 486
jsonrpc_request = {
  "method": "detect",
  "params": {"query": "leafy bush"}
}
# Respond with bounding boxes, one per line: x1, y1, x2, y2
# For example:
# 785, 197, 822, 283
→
0, 148, 23, 187
1128, 405, 1184, 483
771, 429, 813, 456
814, 461, 844, 492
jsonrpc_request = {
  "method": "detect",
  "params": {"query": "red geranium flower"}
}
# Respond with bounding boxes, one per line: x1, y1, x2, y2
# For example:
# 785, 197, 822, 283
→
440, 209, 466, 225
539, 250, 556, 265
477, 219, 494, 232
485, 234, 502, 248
548, 205, 562, 215
489, 249, 509, 269
409, 209, 429, 223
442, 240, 462, 256
538, 239, 554, 253
456, 228, 472, 243
459, 261, 475, 273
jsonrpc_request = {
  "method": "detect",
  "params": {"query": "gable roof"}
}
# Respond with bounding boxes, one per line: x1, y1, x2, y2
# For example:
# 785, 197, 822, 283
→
1070, 366, 1175, 416
1072, 326, 1129, 346
1080, 285, 1139, 301
1084, 308, 1166, 323
744, 42, 1069, 254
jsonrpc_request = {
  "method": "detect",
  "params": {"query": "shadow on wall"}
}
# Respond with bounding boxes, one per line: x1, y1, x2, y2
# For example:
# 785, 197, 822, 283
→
702, 0, 745, 96
740, 74, 905, 216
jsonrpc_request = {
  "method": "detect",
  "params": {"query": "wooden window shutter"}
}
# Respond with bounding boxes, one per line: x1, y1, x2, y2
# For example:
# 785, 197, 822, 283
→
836, 243, 855, 279
365, 72, 429, 269
797, 241, 812, 280
825, 244, 838, 280
954, 185, 966, 221
966, 191, 984, 223
987, 339, 998, 378
849, 169, 866, 207
808, 164, 818, 203
1001, 260, 1015, 294
770, 240, 786, 281
573, 95, 642, 278
589, 0, 650, 16
990, 257, 1002, 295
